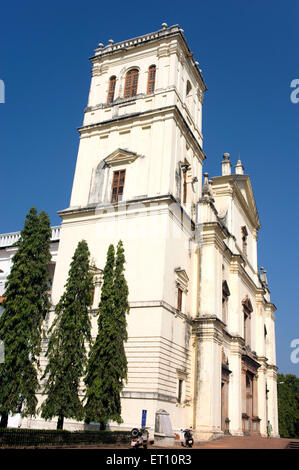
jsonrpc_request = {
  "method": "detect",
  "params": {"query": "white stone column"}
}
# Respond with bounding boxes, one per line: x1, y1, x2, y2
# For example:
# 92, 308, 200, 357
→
266, 367, 279, 437
257, 360, 267, 436
228, 258, 242, 336
265, 307, 277, 365
228, 342, 243, 435
199, 223, 224, 321
194, 318, 223, 440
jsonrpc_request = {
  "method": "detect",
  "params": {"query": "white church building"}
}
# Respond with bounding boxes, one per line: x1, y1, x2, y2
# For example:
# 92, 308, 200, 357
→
0, 24, 279, 440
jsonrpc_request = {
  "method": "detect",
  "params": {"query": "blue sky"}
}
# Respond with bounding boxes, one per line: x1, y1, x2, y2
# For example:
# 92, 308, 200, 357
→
0, 0, 298, 374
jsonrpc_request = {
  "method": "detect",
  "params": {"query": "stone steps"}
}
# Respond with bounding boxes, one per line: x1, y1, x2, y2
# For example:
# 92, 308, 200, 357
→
286, 441, 299, 449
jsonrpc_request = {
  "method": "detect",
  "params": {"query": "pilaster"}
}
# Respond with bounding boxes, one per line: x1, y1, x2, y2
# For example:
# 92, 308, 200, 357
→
192, 317, 223, 440
228, 339, 243, 435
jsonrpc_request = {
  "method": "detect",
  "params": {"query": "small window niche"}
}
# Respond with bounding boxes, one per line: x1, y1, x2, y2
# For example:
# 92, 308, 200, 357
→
180, 160, 191, 204
175, 268, 189, 314
89, 265, 103, 309
222, 280, 230, 326
241, 226, 248, 257
186, 80, 192, 109
242, 296, 253, 348
176, 370, 187, 405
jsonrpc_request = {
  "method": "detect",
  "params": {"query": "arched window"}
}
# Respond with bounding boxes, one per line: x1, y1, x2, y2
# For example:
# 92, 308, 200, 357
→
124, 69, 139, 98
147, 65, 156, 94
107, 76, 116, 104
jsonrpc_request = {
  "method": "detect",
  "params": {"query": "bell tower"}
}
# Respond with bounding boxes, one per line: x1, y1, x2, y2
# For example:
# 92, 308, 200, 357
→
68, 23, 206, 215
50, 24, 207, 436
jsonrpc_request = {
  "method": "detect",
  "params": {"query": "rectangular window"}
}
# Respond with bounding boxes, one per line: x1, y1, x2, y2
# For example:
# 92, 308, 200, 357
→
91, 284, 96, 306
178, 379, 183, 403
177, 287, 183, 311
183, 170, 187, 204
111, 170, 126, 203
244, 311, 251, 347
222, 296, 227, 325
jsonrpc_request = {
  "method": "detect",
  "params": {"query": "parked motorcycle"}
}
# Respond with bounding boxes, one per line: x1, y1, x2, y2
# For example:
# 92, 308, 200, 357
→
181, 428, 194, 448
130, 427, 149, 449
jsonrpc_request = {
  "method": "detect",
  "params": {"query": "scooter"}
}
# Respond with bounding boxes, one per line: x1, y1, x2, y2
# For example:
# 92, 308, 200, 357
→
130, 427, 149, 449
181, 428, 194, 448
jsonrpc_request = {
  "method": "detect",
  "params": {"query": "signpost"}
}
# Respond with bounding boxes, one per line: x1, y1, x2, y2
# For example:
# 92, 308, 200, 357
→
141, 409, 147, 427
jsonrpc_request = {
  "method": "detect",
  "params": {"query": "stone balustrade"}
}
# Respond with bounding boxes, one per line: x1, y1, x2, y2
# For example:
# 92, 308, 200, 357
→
0, 226, 60, 248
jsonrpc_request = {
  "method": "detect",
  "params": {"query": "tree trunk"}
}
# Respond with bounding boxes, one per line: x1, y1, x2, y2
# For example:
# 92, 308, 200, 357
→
0, 413, 8, 428
57, 415, 64, 430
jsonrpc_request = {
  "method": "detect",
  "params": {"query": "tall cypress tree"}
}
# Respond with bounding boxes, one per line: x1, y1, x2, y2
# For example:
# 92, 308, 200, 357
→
84, 241, 129, 426
113, 240, 129, 389
41, 240, 93, 429
0, 207, 51, 428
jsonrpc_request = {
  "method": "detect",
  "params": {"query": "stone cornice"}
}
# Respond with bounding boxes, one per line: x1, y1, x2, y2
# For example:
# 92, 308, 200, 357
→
129, 299, 193, 324
90, 24, 207, 92
78, 104, 206, 161
58, 193, 196, 235
198, 222, 227, 252
121, 391, 177, 404
84, 86, 204, 144
242, 352, 261, 372
192, 315, 224, 344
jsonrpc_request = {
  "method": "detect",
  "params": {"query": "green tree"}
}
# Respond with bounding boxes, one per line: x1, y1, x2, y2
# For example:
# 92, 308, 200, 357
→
113, 240, 129, 389
0, 207, 51, 428
41, 240, 93, 429
84, 241, 129, 426
277, 373, 299, 438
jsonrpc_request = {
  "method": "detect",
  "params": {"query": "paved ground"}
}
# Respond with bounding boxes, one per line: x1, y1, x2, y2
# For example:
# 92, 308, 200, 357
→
84, 436, 299, 449
188, 436, 298, 449
1, 436, 298, 450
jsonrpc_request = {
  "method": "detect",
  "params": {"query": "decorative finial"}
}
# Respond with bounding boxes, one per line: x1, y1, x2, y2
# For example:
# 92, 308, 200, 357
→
235, 156, 244, 175
108, 39, 114, 45
98, 43, 104, 49
260, 267, 268, 287
202, 172, 211, 198
161, 22, 168, 29
222, 153, 232, 176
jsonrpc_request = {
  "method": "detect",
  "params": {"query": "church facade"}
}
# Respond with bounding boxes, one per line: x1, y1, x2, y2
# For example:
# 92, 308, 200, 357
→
0, 24, 279, 440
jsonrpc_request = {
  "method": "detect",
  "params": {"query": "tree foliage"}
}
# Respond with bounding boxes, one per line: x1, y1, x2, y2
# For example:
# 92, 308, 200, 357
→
41, 240, 93, 429
277, 373, 299, 438
0, 207, 51, 425
84, 241, 129, 426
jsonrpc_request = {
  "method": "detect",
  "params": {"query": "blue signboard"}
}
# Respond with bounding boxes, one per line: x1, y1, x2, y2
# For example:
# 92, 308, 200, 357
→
141, 409, 147, 427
